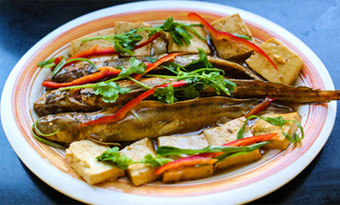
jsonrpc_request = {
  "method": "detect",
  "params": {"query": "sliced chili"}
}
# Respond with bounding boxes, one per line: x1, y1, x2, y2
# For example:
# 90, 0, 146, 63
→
187, 12, 278, 71
134, 52, 184, 81
82, 80, 187, 126
155, 133, 277, 174
245, 97, 276, 118
155, 155, 217, 175
42, 66, 121, 88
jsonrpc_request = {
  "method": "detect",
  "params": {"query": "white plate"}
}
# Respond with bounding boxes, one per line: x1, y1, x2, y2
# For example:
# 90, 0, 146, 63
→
1, 1, 336, 204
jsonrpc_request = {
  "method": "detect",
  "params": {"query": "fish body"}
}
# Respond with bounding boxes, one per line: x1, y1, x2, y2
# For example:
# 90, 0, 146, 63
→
34, 97, 292, 144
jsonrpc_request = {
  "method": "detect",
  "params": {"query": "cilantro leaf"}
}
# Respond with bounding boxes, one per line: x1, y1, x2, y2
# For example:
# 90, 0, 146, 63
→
141, 154, 173, 167
118, 57, 146, 79
186, 48, 212, 70
97, 147, 133, 170
93, 81, 130, 103
153, 83, 177, 104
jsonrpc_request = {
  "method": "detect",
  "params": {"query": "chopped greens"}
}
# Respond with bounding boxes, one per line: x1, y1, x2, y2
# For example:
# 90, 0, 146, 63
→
117, 57, 146, 79
97, 147, 133, 170
237, 115, 304, 143
93, 81, 130, 103
153, 83, 177, 104
185, 48, 212, 70
141, 154, 174, 167
82, 29, 143, 55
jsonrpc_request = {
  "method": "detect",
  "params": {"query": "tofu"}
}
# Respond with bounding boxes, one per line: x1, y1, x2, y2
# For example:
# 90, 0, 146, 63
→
157, 134, 208, 149
65, 140, 124, 185
214, 150, 262, 171
69, 28, 116, 56
168, 22, 210, 54
246, 38, 304, 85
203, 117, 252, 146
120, 138, 159, 186
162, 165, 213, 183
250, 112, 301, 150
151, 32, 168, 55
114, 21, 152, 56
211, 14, 253, 59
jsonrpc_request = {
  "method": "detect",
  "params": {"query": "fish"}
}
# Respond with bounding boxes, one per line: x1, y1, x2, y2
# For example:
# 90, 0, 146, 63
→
34, 77, 174, 116
34, 78, 340, 116
52, 56, 154, 83
51, 54, 258, 83
34, 97, 293, 144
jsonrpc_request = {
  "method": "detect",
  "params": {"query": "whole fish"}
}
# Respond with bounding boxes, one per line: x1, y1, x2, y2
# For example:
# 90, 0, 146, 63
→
34, 97, 293, 144
34, 78, 340, 116
51, 54, 258, 83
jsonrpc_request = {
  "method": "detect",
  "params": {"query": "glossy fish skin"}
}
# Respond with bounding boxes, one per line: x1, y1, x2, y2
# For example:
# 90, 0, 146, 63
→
34, 97, 293, 144
34, 78, 173, 116
52, 54, 257, 83
35, 77, 340, 116
52, 56, 153, 83
231, 79, 340, 104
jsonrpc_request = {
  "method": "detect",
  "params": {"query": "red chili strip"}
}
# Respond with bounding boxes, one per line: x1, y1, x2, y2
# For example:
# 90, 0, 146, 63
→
42, 66, 121, 88
54, 56, 64, 65
82, 80, 187, 126
155, 133, 278, 174
134, 52, 185, 81
187, 12, 278, 71
245, 97, 276, 118
155, 155, 217, 175
198, 133, 278, 158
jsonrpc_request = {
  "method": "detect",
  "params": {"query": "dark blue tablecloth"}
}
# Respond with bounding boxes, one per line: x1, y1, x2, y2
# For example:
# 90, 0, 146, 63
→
1, 0, 339, 203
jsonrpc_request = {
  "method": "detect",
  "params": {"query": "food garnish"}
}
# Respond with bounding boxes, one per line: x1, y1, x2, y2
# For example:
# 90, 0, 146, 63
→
187, 12, 279, 71
245, 96, 276, 117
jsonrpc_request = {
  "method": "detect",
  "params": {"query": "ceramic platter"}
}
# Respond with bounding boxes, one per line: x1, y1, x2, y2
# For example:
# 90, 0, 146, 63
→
1, 1, 336, 204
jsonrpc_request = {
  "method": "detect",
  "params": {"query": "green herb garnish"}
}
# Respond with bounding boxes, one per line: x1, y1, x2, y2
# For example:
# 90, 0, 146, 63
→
237, 115, 304, 143
97, 147, 133, 170
141, 154, 173, 167
32, 121, 65, 149
51, 57, 98, 79
93, 81, 130, 103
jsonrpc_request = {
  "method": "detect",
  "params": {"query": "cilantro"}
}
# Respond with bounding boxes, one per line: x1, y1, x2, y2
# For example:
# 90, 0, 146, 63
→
117, 57, 146, 79
186, 48, 212, 71
145, 56, 158, 63
97, 147, 133, 170
93, 81, 130, 103
141, 154, 173, 167
82, 29, 143, 55
156, 142, 269, 157
237, 115, 304, 143
153, 83, 177, 104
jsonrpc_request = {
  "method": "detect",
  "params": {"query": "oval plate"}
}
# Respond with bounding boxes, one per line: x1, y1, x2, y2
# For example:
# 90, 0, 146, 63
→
1, 1, 336, 204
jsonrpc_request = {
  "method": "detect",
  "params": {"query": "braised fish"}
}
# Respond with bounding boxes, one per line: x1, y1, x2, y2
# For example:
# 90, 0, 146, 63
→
34, 97, 293, 144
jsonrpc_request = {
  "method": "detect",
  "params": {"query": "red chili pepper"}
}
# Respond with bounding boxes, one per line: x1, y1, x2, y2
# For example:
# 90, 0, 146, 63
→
187, 12, 278, 71
82, 80, 187, 126
155, 155, 217, 175
53, 56, 64, 65
134, 52, 184, 81
42, 66, 121, 88
245, 97, 276, 118
155, 133, 277, 174
133, 32, 161, 50
223, 133, 278, 147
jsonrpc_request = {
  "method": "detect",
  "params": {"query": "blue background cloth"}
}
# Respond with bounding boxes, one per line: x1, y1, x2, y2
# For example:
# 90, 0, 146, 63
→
1, 0, 339, 203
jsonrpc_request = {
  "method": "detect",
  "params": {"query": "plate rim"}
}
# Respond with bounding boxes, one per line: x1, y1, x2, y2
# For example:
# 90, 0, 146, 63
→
1, 1, 336, 204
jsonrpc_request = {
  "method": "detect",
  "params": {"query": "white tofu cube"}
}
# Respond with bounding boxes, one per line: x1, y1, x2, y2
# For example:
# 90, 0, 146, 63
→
212, 14, 253, 59
250, 112, 302, 150
246, 38, 304, 85
65, 140, 124, 185
157, 134, 208, 149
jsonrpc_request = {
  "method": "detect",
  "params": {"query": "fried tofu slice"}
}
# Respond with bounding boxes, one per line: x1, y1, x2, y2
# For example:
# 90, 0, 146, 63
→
69, 28, 116, 56
157, 134, 211, 182
151, 32, 168, 55
251, 112, 301, 150
157, 134, 209, 149
114, 21, 152, 56
212, 14, 253, 59
203, 117, 252, 146
246, 38, 304, 85
162, 165, 213, 183
214, 150, 262, 171
120, 138, 159, 186
65, 140, 124, 185
168, 22, 210, 54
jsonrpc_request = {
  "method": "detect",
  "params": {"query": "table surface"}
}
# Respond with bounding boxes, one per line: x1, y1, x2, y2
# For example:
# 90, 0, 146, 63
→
1, 0, 340, 204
